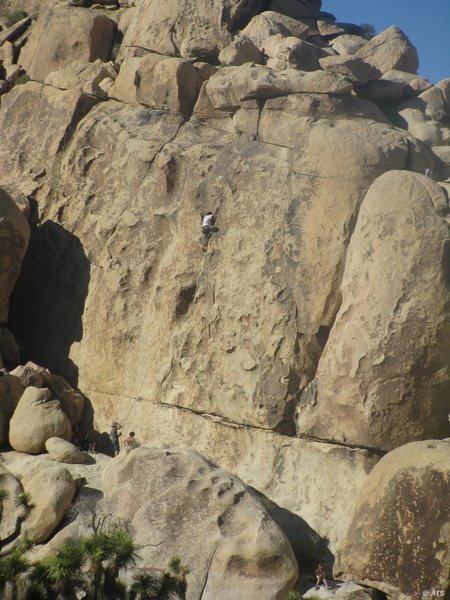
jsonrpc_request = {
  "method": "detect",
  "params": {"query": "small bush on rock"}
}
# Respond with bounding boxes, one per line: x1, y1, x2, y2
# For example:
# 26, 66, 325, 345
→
285, 592, 302, 600
5, 10, 27, 27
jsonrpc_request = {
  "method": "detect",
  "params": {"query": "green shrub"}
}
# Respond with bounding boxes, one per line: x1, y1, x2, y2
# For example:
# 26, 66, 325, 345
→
15, 491, 32, 509
360, 22, 376, 40
285, 592, 302, 600
436, 204, 449, 217
5, 10, 28, 27
13, 73, 30, 86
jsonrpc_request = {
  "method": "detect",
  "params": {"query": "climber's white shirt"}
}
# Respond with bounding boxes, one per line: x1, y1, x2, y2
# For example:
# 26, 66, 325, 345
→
203, 214, 214, 227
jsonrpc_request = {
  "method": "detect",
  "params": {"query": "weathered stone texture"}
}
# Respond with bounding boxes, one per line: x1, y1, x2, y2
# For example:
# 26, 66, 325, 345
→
92, 392, 379, 555
21, 465, 76, 543
336, 440, 450, 599
296, 171, 450, 452
45, 436, 86, 464
119, 0, 261, 60
356, 26, 419, 75
0, 82, 97, 197
103, 447, 298, 600
0, 375, 24, 445
0, 188, 30, 325
9, 387, 72, 454
20, 6, 115, 82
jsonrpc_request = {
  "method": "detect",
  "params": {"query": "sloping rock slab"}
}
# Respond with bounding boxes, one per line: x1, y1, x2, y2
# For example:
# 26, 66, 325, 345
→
102, 447, 298, 600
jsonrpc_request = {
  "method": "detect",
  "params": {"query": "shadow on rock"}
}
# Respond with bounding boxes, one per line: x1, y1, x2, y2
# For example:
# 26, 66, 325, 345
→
10, 219, 90, 387
268, 500, 335, 574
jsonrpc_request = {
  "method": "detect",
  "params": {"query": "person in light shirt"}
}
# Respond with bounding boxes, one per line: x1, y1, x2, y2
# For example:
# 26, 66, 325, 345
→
201, 208, 219, 252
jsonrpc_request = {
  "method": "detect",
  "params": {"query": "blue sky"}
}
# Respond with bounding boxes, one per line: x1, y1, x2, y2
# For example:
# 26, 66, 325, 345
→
322, 0, 450, 84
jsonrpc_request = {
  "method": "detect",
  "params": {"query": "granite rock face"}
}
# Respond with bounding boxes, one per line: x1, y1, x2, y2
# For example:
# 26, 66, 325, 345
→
119, 0, 261, 61
19, 5, 115, 82
355, 26, 419, 75
0, 188, 30, 325
0, 0, 448, 596
336, 440, 450, 599
102, 447, 298, 600
296, 171, 450, 452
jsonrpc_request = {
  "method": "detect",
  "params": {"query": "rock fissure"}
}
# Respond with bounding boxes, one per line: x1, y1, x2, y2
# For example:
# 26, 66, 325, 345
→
199, 543, 220, 600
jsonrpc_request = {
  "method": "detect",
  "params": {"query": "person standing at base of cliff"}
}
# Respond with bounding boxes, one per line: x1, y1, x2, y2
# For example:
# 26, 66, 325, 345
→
201, 208, 219, 252
123, 431, 138, 454
315, 563, 328, 590
110, 422, 122, 456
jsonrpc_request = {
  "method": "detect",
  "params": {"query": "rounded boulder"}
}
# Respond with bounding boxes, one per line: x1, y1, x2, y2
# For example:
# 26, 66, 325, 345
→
9, 387, 72, 454
21, 465, 76, 543
45, 436, 86, 464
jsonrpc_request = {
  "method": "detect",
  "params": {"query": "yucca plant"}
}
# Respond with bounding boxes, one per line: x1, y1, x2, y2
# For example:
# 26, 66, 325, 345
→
103, 530, 139, 597
82, 532, 110, 599
129, 572, 161, 600
0, 547, 30, 600
16, 491, 32, 509
40, 539, 85, 600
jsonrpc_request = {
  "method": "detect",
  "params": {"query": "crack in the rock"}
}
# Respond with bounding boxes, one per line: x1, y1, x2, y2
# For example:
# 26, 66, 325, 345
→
84, 388, 384, 453
298, 433, 386, 456
109, 119, 185, 236
199, 543, 219, 600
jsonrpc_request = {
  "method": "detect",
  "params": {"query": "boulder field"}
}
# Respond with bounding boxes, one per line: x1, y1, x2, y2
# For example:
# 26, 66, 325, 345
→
0, 0, 449, 598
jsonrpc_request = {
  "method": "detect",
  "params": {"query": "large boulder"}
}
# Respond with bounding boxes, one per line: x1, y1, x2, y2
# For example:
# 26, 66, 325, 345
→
219, 35, 263, 67
0, 464, 22, 543
43, 373, 85, 425
319, 55, 379, 84
119, 0, 260, 60
336, 440, 450, 599
296, 171, 450, 452
205, 65, 353, 109
356, 78, 407, 102
102, 447, 298, 600
330, 34, 367, 56
108, 56, 142, 105
9, 387, 72, 454
9, 362, 46, 389
7, 84, 431, 438
356, 26, 418, 75
44, 59, 118, 93
0, 188, 30, 325
241, 10, 317, 47
393, 106, 447, 146
381, 69, 432, 97
21, 465, 76, 543
0, 82, 97, 195
0, 375, 24, 445
45, 436, 86, 464
264, 36, 328, 72
19, 5, 115, 82
8, 363, 85, 424
139, 57, 203, 118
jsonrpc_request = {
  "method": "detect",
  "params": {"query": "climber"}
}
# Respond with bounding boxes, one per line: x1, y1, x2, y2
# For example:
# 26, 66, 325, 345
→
425, 167, 433, 179
200, 208, 219, 252
315, 563, 329, 590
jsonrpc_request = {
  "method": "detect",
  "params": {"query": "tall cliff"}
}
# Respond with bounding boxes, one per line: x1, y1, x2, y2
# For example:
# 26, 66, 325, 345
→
0, 0, 449, 598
